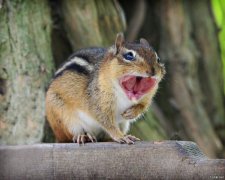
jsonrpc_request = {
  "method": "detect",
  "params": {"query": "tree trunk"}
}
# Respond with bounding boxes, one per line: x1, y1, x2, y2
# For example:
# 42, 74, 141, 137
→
0, 0, 54, 144
187, 0, 225, 144
156, 0, 224, 157
61, 0, 126, 50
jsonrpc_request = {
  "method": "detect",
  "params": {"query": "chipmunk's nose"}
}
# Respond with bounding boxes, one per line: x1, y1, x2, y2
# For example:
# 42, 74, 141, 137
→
146, 67, 156, 76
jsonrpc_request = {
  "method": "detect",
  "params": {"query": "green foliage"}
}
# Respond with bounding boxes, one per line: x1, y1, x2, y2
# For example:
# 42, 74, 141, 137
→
211, 0, 225, 94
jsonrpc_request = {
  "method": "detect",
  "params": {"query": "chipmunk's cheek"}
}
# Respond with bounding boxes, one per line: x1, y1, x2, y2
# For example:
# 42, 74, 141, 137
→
120, 75, 157, 100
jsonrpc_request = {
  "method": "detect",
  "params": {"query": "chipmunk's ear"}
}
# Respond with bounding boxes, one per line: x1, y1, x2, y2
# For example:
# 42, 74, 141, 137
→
140, 38, 150, 47
115, 32, 125, 54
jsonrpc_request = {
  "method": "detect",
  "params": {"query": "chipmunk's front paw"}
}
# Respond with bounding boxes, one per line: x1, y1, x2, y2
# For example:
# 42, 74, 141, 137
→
121, 109, 138, 119
121, 104, 143, 119
72, 133, 97, 144
113, 135, 140, 145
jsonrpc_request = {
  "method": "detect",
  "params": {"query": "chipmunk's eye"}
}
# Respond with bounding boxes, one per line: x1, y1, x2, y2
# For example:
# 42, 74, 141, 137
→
123, 52, 135, 61
157, 57, 160, 63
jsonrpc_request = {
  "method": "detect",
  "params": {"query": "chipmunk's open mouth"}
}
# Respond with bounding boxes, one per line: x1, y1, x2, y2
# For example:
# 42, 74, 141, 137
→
119, 75, 157, 100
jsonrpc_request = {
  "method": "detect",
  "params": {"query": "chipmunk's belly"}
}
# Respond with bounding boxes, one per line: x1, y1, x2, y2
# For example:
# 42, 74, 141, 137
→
77, 111, 103, 137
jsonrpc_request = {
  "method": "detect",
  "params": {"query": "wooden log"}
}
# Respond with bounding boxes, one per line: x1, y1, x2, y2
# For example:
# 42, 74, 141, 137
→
0, 141, 224, 179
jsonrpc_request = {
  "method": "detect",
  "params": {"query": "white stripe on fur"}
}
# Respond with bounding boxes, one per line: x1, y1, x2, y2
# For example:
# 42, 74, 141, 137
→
55, 57, 93, 76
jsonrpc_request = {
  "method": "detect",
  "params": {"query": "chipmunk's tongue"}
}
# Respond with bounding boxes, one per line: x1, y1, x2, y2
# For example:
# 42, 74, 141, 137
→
120, 75, 157, 100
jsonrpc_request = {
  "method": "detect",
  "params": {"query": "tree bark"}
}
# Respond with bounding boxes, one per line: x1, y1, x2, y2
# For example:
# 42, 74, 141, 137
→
187, 0, 225, 144
0, 0, 54, 144
61, 0, 126, 50
156, 0, 224, 157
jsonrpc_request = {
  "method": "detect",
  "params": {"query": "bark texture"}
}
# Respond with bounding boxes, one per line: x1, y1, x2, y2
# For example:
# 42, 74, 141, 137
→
61, 0, 126, 50
0, 0, 54, 144
157, 0, 224, 157
188, 1, 225, 142
1, 141, 224, 179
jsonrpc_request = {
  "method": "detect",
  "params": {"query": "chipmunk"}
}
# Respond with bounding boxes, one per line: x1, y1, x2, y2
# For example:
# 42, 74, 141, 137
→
46, 33, 165, 144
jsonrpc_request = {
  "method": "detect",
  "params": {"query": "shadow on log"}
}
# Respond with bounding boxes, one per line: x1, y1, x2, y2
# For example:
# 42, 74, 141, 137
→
0, 141, 224, 179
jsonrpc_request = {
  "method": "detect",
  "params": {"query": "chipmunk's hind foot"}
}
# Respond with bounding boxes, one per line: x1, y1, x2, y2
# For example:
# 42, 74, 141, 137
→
72, 133, 97, 144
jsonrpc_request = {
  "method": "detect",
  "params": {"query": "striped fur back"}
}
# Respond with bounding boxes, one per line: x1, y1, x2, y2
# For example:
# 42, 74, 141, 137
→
54, 47, 106, 78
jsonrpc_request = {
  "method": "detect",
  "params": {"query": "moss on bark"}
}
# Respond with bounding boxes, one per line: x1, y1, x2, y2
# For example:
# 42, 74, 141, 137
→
0, 0, 54, 144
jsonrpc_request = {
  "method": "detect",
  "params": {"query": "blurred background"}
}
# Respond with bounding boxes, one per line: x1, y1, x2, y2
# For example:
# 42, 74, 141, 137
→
0, 0, 224, 158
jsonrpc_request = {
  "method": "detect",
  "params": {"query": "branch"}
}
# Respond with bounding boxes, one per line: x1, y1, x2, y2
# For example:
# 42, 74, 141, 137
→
0, 141, 224, 179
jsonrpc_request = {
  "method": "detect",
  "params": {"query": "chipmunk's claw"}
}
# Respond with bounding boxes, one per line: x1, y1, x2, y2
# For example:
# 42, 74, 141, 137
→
72, 133, 97, 144
86, 133, 97, 143
126, 134, 140, 141
114, 135, 140, 145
